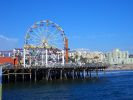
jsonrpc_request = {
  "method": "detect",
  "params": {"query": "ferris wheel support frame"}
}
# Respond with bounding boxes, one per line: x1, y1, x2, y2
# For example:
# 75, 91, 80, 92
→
8, 52, 11, 57
45, 49, 48, 67
62, 50, 64, 65
57, 52, 60, 62
23, 48, 26, 67
23, 39, 69, 67
42, 53, 44, 66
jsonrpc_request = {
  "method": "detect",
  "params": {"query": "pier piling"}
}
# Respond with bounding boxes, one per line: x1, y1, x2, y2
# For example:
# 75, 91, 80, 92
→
34, 70, 37, 82
60, 69, 63, 80
22, 69, 24, 82
2, 65, 107, 83
72, 69, 74, 79
30, 69, 31, 82
7, 70, 9, 83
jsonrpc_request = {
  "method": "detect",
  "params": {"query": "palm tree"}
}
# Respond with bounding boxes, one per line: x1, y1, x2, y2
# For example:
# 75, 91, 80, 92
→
75, 54, 79, 62
80, 55, 87, 63
68, 56, 75, 62
94, 56, 99, 63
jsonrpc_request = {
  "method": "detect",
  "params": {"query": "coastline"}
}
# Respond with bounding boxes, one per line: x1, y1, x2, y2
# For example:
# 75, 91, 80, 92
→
106, 64, 133, 71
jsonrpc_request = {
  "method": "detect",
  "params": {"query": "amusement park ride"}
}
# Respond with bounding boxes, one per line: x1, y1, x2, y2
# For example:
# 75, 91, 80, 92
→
0, 20, 69, 67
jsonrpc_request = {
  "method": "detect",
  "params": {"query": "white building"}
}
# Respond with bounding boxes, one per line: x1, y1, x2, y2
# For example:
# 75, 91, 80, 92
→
69, 49, 105, 63
105, 49, 133, 65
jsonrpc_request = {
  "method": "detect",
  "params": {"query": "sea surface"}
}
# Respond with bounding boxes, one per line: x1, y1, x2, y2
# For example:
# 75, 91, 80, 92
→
3, 70, 133, 100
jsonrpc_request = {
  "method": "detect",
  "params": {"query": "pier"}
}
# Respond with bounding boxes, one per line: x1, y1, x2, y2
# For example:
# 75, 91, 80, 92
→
2, 64, 108, 83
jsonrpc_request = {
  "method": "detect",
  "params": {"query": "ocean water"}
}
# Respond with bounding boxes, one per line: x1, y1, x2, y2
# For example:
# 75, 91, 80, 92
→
3, 71, 133, 100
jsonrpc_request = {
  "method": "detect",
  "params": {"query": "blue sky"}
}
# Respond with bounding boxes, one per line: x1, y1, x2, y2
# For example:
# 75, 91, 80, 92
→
0, 0, 133, 53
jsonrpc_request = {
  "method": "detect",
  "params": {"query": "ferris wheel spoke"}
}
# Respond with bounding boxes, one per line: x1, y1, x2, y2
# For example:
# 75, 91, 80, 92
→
40, 25, 47, 38
48, 37, 62, 44
31, 29, 42, 39
30, 34, 42, 46
38, 25, 46, 39
29, 34, 41, 42
29, 34, 41, 43
37, 26, 44, 38
46, 28, 60, 39
45, 30, 56, 39
30, 32, 40, 38
37, 25, 42, 34
47, 32, 60, 41
48, 39, 63, 48
45, 21, 49, 40
46, 24, 59, 37
48, 34, 62, 42
47, 29, 61, 39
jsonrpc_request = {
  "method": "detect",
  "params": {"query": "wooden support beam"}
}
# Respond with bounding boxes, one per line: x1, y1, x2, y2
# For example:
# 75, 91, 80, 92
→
72, 69, 74, 79
104, 68, 106, 77
30, 69, 31, 82
83, 69, 86, 79
22, 69, 24, 82
60, 69, 63, 80
90, 70, 91, 78
7, 70, 9, 83
15, 69, 17, 82
34, 70, 37, 82
64, 71, 67, 79
96, 68, 98, 78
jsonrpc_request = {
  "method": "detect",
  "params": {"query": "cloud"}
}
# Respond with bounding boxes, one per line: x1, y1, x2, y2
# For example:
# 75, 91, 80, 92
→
0, 35, 18, 50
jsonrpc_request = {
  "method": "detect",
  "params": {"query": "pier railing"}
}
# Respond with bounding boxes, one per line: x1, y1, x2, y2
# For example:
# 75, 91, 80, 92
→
0, 62, 109, 69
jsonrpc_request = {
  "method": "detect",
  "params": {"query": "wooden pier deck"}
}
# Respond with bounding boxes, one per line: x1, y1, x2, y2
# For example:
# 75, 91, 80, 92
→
2, 64, 108, 83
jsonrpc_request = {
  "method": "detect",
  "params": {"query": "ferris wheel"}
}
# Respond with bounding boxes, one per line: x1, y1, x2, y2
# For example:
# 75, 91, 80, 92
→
25, 20, 65, 49
23, 20, 68, 67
